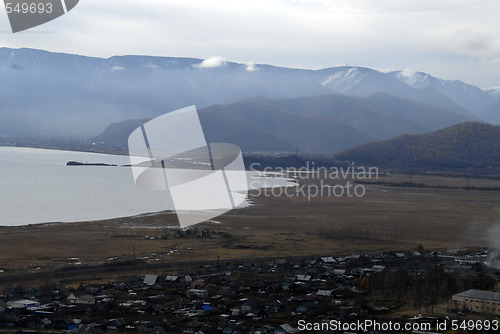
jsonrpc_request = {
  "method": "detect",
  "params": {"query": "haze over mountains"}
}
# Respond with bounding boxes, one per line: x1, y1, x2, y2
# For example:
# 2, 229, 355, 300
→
0, 47, 499, 153
93, 94, 472, 153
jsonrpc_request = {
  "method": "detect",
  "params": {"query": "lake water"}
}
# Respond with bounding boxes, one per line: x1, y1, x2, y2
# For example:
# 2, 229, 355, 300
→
0, 147, 295, 226
0, 147, 176, 226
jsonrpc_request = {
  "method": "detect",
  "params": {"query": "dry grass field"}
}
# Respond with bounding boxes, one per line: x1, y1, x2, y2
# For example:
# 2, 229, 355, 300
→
1, 173, 500, 281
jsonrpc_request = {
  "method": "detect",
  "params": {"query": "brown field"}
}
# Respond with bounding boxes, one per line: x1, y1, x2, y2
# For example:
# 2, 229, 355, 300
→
1, 173, 500, 283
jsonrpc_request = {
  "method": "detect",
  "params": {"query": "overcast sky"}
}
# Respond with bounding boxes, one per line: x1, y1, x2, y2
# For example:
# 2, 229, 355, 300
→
1, 0, 499, 88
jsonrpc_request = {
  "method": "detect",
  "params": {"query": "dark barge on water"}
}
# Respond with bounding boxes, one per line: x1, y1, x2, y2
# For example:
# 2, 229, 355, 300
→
66, 161, 118, 167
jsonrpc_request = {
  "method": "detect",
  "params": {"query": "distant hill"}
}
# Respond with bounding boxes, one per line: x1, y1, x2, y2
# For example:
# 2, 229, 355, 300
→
336, 122, 500, 170
92, 118, 150, 147
198, 99, 372, 152
92, 93, 470, 153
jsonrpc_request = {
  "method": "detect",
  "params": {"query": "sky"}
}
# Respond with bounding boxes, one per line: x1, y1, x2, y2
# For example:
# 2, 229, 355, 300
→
1, 0, 500, 89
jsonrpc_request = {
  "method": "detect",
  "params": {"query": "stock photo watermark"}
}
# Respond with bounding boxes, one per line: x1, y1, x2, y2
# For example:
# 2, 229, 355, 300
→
3, 0, 79, 33
249, 162, 379, 201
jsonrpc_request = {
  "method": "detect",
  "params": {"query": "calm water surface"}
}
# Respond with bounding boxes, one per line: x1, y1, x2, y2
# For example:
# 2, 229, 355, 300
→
0, 147, 172, 226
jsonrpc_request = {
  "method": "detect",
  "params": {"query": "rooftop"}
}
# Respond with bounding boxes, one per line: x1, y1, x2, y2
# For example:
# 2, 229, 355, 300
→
453, 289, 500, 302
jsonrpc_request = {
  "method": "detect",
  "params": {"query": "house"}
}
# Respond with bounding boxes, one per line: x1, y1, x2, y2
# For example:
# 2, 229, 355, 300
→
306, 258, 319, 266
27, 317, 52, 329
68, 325, 102, 334
333, 269, 346, 276
190, 279, 205, 289
372, 265, 385, 274
165, 275, 179, 282
7, 299, 40, 310
56, 318, 78, 331
317, 289, 333, 297
222, 325, 234, 334
124, 276, 143, 289
219, 286, 237, 297
282, 277, 295, 287
295, 275, 311, 282
223, 324, 246, 334
451, 289, 500, 315
0, 314, 21, 328
186, 289, 208, 299
248, 326, 272, 334
184, 320, 202, 333
231, 308, 241, 317
268, 301, 285, 313
67, 292, 95, 305
106, 319, 127, 332
275, 324, 298, 334
296, 305, 308, 313
320, 257, 336, 264
143, 275, 158, 286
395, 252, 406, 259
135, 321, 153, 332
241, 299, 258, 313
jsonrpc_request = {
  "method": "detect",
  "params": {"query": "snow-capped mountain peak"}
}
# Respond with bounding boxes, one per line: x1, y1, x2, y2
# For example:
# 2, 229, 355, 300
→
390, 69, 432, 88
485, 87, 500, 97
321, 66, 367, 92
388, 69, 493, 112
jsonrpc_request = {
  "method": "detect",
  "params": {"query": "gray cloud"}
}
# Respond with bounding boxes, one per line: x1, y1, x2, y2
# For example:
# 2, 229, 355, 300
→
453, 28, 496, 54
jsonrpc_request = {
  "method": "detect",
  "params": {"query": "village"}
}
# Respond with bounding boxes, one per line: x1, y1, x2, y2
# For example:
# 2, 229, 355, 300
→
0, 241, 499, 334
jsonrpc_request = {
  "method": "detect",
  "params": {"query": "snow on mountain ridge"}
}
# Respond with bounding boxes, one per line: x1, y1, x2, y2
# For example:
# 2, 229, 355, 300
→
321, 67, 367, 92
390, 70, 432, 89
485, 87, 500, 97
389, 69, 494, 112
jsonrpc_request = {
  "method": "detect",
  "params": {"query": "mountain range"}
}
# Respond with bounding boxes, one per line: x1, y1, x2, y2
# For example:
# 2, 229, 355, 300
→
92, 93, 472, 153
1, 47, 499, 141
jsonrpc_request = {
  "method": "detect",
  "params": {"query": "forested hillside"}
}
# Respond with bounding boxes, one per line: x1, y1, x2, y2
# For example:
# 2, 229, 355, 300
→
336, 122, 500, 170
